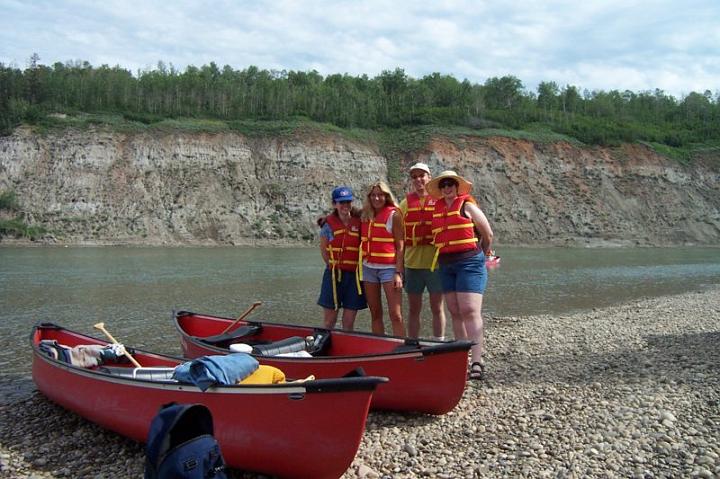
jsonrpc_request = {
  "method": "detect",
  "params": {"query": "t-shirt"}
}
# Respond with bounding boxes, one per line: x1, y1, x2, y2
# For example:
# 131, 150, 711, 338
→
399, 197, 437, 270
319, 222, 333, 241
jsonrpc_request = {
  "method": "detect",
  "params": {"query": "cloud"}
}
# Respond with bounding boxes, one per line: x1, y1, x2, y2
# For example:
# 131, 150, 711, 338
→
0, 0, 717, 98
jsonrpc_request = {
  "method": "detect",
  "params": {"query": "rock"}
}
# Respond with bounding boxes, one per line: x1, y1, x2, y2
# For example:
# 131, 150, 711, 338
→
659, 411, 677, 422
358, 464, 380, 478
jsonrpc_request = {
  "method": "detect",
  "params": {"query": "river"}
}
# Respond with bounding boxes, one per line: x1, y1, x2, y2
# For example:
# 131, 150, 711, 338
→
1, 245, 719, 377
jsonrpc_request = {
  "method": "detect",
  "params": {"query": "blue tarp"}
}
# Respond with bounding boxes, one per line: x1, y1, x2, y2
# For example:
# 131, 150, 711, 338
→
173, 353, 259, 391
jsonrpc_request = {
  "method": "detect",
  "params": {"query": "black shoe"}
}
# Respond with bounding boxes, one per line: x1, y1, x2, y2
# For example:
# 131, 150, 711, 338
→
469, 361, 485, 380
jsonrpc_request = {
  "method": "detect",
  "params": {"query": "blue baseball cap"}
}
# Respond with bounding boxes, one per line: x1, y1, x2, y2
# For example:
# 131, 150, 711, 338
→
331, 186, 354, 202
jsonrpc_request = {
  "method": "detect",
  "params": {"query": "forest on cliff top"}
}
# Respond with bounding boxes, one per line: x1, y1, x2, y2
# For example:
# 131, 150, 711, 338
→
2, 56, 720, 163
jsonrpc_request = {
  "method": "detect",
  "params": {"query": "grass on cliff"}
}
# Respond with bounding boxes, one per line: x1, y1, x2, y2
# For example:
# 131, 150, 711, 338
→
0, 190, 48, 241
0, 218, 48, 240
20, 113, 718, 170
641, 140, 720, 166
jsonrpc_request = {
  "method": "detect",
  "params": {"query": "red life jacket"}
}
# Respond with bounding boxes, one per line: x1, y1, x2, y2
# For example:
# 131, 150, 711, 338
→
403, 192, 435, 246
431, 194, 479, 255
360, 206, 398, 265
325, 214, 361, 272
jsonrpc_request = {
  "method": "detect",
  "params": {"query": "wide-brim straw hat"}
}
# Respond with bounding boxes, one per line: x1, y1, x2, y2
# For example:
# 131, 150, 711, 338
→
426, 170, 473, 198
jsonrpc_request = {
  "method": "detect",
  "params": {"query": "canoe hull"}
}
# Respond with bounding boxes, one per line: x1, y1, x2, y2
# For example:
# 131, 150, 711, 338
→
31, 324, 382, 479
176, 311, 472, 415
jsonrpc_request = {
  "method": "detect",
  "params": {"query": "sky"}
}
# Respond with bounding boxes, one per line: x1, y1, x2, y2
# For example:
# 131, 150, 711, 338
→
1, 0, 718, 99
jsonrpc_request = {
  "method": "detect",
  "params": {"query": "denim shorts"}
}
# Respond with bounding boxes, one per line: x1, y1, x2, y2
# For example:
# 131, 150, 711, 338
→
362, 265, 396, 284
317, 268, 368, 310
405, 268, 443, 294
439, 250, 488, 294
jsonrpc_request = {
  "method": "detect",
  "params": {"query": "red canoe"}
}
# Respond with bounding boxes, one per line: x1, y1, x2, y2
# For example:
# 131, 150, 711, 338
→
31, 323, 387, 479
173, 310, 473, 415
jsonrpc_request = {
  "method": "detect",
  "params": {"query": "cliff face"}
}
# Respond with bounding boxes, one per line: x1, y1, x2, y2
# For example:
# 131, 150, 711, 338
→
0, 127, 718, 246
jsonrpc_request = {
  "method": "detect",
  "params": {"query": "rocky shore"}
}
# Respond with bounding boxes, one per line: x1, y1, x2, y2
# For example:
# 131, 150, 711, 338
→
1, 287, 718, 478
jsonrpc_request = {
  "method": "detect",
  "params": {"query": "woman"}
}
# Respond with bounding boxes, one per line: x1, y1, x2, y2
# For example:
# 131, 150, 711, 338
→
360, 181, 406, 336
317, 186, 367, 330
426, 170, 494, 380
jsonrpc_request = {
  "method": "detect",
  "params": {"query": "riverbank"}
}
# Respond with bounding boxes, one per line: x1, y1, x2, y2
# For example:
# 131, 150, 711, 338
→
1, 287, 718, 478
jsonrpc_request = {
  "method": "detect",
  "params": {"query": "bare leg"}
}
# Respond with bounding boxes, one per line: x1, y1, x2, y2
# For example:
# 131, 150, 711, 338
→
364, 281, 385, 335
383, 281, 406, 336
322, 307, 339, 329
456, 292, 485, 363
341, 309, 358, 331
444, 292, 468, 340
407, 292, 423, 338
429, 292, 446, 338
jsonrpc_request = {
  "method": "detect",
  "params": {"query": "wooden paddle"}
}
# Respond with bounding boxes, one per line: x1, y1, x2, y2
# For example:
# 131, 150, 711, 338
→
93, 322, 142, 368
220, 301, 263, 335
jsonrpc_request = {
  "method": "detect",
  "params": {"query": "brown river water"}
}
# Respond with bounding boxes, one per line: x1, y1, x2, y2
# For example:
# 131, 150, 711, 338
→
1, 246, 718, 391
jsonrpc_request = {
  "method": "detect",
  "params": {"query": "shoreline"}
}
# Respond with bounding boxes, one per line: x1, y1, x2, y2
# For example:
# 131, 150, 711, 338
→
1, 287, 719, 478
2, 238, 719, 249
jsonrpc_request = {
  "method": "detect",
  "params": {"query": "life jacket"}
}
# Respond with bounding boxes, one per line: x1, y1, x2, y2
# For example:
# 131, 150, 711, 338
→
324, 214, 362, 309
360, 206, 398, 265
325, 214, 361, 272
403, 192, 435, 246
144, 403, 227, 479
430, 194, 478, 270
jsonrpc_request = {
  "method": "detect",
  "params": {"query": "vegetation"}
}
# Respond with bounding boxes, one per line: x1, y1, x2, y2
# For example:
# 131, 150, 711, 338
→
1, 54, 719, 163
0, 190, 47, 240
0, 190, 19, 211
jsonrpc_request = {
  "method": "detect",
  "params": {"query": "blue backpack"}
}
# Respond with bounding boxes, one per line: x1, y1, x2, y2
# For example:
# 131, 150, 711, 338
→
144, 403, 227, 479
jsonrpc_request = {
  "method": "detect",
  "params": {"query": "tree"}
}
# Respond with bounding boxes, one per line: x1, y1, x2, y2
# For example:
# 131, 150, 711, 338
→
483, 76, 524, 110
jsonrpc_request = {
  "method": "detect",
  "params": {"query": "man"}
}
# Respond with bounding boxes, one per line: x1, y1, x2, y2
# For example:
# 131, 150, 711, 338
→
399, 162, 446, 339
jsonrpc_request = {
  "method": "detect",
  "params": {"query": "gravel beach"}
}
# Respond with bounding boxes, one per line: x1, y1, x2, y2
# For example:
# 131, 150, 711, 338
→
1, 287, 718, 478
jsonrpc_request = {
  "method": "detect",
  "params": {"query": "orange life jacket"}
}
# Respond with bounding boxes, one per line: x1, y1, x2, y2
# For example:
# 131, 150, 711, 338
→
403, 192, 435, 246
431, 194, 479, 257
325, 214, 361, 272
360, 206, 398, 265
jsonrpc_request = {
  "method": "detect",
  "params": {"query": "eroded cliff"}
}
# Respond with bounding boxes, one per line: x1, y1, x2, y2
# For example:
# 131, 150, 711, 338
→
0, 127, 718, 246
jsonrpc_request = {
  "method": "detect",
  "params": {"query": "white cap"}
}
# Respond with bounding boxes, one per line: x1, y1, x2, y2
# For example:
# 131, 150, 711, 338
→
229, 343, 253, 353
408, 162, 431, 175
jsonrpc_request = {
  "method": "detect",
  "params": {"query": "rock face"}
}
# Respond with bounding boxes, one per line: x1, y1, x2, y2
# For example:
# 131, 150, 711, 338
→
0, 127, 718, 245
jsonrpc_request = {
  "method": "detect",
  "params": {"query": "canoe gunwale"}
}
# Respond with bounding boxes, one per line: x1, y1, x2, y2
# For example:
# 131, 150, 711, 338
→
174, 310, 474, 359
31, 324, 388, 394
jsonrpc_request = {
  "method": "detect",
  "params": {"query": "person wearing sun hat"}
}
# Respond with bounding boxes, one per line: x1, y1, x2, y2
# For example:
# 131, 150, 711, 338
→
317, 186, 367, 330
426, 170, 494, 380
399, 162, 446, 340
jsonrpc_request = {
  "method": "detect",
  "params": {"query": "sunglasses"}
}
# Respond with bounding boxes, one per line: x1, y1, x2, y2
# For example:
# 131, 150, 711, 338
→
336, 200, 352, 205
438, 179, 458, 189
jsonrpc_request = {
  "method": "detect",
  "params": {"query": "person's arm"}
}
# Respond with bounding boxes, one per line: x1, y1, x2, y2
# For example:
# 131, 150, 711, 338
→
391, 210, 405, 289
464, 202, 494, 255
319, 223, 332, 267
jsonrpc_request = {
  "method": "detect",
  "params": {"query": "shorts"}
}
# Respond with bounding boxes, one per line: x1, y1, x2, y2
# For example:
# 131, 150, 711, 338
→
361, 265, 396, 284
439, 250, 488, 294
405, 268, 443, 295
317, 268, 368, 310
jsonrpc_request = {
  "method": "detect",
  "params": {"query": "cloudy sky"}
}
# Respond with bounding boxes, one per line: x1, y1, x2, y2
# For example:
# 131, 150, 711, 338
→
2, 0, 718, 99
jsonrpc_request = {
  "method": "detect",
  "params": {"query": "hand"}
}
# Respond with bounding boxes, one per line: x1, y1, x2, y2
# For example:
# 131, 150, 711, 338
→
393, 271, 403, 289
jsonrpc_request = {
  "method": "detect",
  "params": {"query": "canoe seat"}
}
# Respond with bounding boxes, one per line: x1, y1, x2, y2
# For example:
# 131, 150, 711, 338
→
100, 366, 178, 382
197, 324, 262, 346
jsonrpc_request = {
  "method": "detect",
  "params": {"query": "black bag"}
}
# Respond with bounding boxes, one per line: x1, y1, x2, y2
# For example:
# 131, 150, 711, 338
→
144, 402, 227, 479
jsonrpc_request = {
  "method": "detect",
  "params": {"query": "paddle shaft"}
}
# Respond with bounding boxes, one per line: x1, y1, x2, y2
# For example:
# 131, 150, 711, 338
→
93, 322, 142, 368
220, 301, 263, 335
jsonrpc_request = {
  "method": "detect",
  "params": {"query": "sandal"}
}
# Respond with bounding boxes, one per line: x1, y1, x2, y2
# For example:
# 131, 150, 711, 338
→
469, 361, 485, 381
